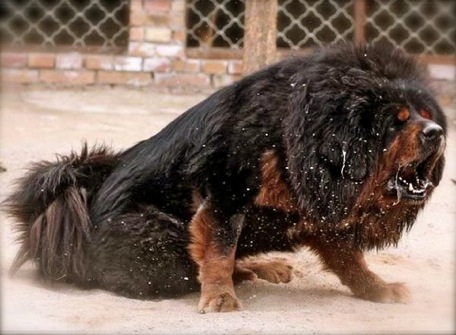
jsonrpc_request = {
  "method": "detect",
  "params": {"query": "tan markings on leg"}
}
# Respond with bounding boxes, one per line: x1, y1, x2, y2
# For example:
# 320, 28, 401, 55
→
188, 205, 212, 267
188, 207, 241, 313
236, 258, 293, 284
255, 151, 296, 211
307, 238, 411, 303
191, 189, 204, 213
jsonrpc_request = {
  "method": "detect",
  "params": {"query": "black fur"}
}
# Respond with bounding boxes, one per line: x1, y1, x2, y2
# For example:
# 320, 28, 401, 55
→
4, 42, 446, 299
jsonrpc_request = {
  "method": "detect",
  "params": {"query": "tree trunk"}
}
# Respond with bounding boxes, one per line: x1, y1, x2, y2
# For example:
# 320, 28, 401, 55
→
242, 0, 278, 75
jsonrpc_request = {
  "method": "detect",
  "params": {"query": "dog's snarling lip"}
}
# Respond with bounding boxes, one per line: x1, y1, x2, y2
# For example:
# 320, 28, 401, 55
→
386, 157, 435, 201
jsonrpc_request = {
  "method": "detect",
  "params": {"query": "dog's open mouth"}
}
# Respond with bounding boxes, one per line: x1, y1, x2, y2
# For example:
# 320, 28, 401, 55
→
386, 158, 434, 201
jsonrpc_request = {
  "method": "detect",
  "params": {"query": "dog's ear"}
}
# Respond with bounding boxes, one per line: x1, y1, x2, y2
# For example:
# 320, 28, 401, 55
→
283, 73, 376, 224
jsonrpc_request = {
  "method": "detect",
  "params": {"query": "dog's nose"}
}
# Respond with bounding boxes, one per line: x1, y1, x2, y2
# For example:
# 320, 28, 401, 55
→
421, 122, 443, 142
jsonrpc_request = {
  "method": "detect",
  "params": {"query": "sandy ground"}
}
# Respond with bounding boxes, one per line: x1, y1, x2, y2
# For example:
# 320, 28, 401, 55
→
0, 86, 455, 334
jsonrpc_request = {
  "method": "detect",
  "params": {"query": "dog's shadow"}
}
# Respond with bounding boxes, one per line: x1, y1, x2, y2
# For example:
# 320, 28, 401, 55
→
178, 280, 356, 312
236, 280, 356, 311
6, 265, 357, 310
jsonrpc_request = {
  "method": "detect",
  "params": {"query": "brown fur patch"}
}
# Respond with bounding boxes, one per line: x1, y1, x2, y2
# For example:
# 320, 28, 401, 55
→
255, 151, 296, 211
364, 123, 423, 186
390, 123, 423, 167
191, 189, 204, 213
188, 206, 213, 266
420, 109, 431, 120
397, 108, 410, 122
254, 151, 316, 236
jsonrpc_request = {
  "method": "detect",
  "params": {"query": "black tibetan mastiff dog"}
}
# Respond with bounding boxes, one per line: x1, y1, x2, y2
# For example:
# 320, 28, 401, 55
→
5, 42, 446, 313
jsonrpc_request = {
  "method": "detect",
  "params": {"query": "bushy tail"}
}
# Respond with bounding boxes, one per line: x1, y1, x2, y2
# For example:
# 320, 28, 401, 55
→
3, 144, 119, 281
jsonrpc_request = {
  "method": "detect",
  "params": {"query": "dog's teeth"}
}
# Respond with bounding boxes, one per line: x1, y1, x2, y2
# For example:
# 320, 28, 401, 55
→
408, 183, 413, 191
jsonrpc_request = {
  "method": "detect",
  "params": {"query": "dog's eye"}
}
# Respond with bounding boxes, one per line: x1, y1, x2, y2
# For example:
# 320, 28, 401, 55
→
420, 109, 431, 120
396, 108, 410, 122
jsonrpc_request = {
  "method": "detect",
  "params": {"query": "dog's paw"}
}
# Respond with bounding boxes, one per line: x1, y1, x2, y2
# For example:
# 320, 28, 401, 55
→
241, 259, 293, 284
233, 265, 258, 284
358, 282, 411, 304
198, 290, 242, 313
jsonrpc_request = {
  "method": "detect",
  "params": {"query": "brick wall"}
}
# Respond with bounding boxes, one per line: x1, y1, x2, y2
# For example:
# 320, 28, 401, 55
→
0, 0, 455, 104
0, 0, 242, 92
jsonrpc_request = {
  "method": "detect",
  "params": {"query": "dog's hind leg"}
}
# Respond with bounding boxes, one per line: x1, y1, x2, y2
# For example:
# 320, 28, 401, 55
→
234, 258, 293, 284
90, 206, 199, 298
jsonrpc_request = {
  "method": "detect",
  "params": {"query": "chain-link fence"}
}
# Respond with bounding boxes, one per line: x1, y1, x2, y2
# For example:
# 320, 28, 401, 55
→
186, 0, 456, 56
277, 0, 355, 49
1, 0, 454, 56
365, 0, 455, 55
0, 0, 129, 50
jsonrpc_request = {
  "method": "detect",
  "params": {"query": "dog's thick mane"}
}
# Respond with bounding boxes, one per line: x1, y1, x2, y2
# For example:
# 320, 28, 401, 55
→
283, 42, 444, 227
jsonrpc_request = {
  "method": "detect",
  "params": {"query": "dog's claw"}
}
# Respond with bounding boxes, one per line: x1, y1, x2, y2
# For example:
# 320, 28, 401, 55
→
198, 291, 242, 313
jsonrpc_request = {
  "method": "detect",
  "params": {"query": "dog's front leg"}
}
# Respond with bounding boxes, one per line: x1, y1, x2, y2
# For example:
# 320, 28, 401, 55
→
189, 203, 244, 313
306, 236, 410, 303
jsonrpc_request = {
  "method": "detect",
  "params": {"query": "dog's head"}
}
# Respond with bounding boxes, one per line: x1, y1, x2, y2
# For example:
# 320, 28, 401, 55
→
283, 42, 447, 225
381, 105, 445, 204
